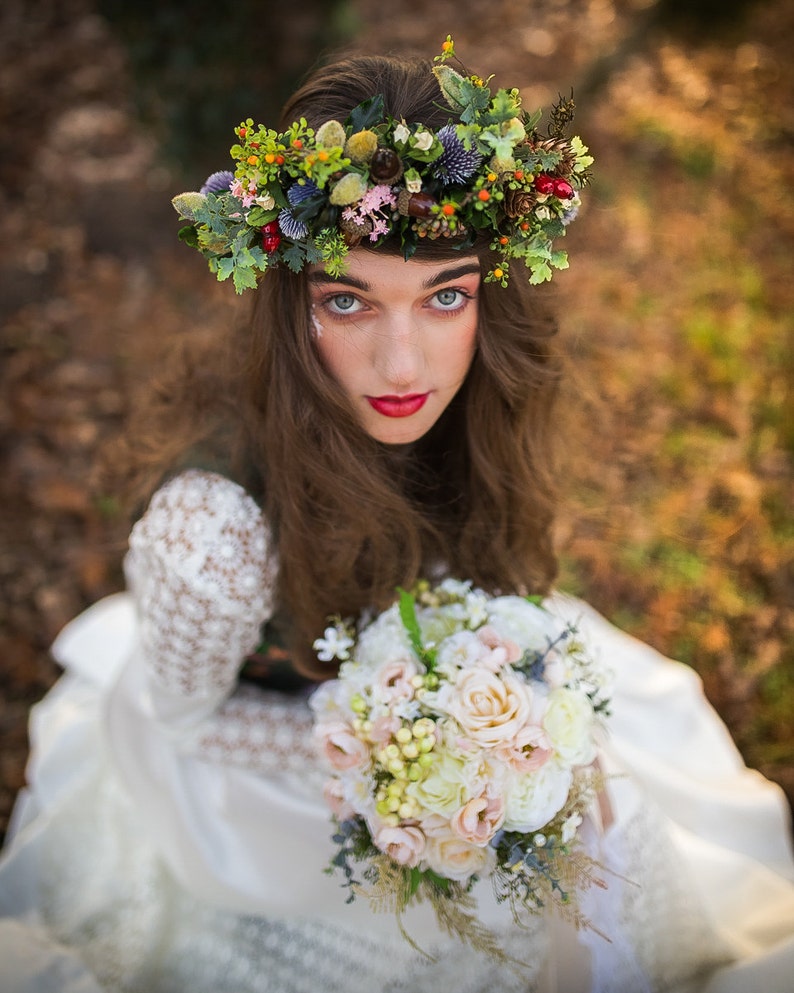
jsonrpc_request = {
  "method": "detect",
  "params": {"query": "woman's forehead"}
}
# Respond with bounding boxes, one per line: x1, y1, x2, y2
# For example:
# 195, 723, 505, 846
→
308, 250, 482, 291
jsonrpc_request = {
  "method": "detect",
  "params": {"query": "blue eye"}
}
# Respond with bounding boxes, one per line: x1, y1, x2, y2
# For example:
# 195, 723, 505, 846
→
329, 294, 359, 313
433, 288, 466, 309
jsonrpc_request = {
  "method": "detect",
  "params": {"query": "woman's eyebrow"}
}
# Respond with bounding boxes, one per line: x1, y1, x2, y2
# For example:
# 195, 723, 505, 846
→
308, 272, 371, 292
423, 263, 482, 288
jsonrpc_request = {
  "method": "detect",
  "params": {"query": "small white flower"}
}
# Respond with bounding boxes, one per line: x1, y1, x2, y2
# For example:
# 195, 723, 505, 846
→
561, 811, 583, 844
413, 129, 434, 151
254, 193, 275, 210
406, 174, 422, 193
313, 625, 354, 662
393, 121, 411, 144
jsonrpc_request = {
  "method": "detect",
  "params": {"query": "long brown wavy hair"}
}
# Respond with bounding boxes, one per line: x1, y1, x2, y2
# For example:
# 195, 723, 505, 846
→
114, 53, 566, 679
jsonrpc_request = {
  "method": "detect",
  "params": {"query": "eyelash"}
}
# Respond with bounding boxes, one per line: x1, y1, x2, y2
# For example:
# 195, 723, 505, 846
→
318, 287, 475, 320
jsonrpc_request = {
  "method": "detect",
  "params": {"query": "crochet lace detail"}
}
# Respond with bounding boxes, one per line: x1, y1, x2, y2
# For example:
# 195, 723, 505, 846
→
126, 469, 276, 701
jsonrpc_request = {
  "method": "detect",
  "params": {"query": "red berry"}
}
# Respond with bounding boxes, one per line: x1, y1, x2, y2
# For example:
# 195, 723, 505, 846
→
534, 173, 555, 195
552, 178, 575, 200
261, 221, 280, 235
263, 234, 281, 253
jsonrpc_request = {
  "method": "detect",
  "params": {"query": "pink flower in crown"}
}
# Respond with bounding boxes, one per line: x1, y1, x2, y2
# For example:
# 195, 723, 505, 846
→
230, 176, 258, 208
314, 721, 370, 771
450, 789, 506, 846
476, 625, 522, 672
373, 824, 426, 867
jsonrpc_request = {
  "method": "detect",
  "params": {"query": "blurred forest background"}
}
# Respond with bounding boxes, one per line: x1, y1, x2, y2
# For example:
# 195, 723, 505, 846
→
1, 0, 792, 840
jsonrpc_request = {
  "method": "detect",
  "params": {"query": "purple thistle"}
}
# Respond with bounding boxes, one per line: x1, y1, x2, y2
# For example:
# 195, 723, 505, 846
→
278, 181, 321, 240
433, 125, 483, 185
200, 170, 234, 195
287, 180, 320, 206
278, 207, 309, 240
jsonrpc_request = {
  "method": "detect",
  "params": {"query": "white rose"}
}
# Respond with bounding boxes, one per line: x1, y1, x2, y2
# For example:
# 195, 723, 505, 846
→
503, 761, 573, 832
393, 121, 411, 144
356, 605, 414, 669
405, 750, 474, 817
436, 630, 486, 672
486, 596, 560, 653
413, 129, 434, 151
543, 687, 596, 766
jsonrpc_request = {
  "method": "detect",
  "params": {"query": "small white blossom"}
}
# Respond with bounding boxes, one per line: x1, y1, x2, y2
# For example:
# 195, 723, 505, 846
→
393, 121, 411, 144
313, 625, 354, 662
413, 129, 434, 151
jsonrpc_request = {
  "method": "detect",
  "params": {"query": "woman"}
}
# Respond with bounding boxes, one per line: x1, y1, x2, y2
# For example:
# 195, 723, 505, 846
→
1, 43, 793, 993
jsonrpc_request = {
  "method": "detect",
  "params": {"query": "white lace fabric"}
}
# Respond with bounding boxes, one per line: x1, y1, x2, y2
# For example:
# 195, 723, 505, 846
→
124, 470, 280, 731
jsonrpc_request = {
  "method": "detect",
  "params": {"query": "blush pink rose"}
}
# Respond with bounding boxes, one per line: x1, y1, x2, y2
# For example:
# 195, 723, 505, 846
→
495, 724, 552, 773
450, 790, 506, 846
375, 658, 420, 703
369, 714, 402, 746
322, 778, 355, 821
314, 721, 370, 771
373, 824, 426, 867
476, 625, 522, 671
444, 668, 533, 748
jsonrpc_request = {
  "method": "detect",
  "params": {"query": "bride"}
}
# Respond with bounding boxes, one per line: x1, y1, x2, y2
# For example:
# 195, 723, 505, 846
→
1, 39, 792, 993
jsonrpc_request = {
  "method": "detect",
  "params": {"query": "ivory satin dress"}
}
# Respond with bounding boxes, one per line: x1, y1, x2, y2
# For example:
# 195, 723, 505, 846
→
1, 470, 793, 992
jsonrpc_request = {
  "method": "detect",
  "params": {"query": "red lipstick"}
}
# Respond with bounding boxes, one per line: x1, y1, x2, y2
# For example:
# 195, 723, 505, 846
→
366, 393, 429, 418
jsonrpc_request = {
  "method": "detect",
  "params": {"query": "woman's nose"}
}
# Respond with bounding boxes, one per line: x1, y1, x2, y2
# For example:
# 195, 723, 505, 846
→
374, 314, 423, 388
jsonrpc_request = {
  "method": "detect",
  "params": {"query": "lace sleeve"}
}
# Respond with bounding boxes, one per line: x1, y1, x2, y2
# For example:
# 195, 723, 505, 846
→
124, 470, 277, 722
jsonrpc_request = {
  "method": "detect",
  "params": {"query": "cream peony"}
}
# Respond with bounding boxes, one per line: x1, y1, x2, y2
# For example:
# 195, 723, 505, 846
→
543, 687, 596, 765
503, 760, 573, 833
423, 824, 495, 881
440, 668, 533, 748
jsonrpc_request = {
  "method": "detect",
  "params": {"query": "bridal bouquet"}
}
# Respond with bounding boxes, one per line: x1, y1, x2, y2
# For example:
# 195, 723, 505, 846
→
310, 580, 611, 956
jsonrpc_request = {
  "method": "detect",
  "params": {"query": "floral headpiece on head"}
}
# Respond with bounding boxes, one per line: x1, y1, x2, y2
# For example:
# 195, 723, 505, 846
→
172, 36, 594, 293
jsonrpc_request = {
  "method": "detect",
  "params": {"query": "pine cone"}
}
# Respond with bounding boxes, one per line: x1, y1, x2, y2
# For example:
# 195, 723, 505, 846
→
534, 137, 576, 174
504, 188, 537, 219
340, 215, 373, 244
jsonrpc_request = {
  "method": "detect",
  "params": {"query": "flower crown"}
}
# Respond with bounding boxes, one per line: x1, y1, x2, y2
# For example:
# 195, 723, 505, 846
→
172, 36, 593, 293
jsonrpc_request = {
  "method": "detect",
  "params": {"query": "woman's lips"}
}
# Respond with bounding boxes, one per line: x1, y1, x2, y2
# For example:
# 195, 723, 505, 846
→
366, 393, 429, 418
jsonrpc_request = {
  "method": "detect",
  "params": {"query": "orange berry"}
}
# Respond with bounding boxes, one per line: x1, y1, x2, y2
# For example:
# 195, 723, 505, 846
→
442, 203, 455, 216
442, 40, 453, 52
292, 139, 303, 149
478, 189, 491, 202
487, 172, 497, 182
514, 170, 524, 180
493, 268, 504, 279
499, 236, 509, 246
520, 221, 530, 231
265, 153, 276, 164
275, 154, 285, 165
247, 155, 259, 165
318, 150, 329, 161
